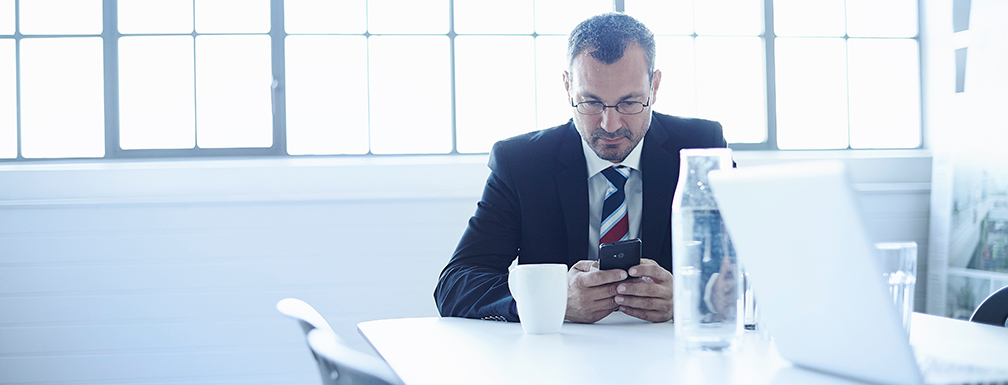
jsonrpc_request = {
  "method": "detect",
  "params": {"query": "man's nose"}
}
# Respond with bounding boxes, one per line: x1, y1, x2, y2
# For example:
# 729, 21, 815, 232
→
600, 108, 621, 132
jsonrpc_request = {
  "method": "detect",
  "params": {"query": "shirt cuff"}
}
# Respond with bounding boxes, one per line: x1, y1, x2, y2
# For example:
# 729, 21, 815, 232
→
704, 272, 720, 314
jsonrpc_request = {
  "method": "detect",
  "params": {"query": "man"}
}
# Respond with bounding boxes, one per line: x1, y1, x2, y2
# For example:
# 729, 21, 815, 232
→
434, 12, 728, 324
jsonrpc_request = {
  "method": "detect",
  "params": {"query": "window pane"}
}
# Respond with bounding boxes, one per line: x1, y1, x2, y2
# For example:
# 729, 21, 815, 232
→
195, 35, 273, 148
695, 0, 762, 36
773, 0, 845, 37
848, 39, 921, 149
535, 35, 571, 130
654, 36, 697, 118
456, 36, 535, 153
119, 36, 196, 150
775, 38, 848, 150
368, 0, 448, 34
0, 39, 14, 158
20, 38, 104, 158
695, 36, 766, 143
20, 0, 102, 35
368, 36, 451, 154
847, 0, 918, 38
285, 0, 366, 34
285, 36, 369, 155
195, 0, 270, 33
454, 0, 533, 34
625, 0, 694, 35
119, 0, 194, 34
0, 0, 13, 34
534, 0, 611, 35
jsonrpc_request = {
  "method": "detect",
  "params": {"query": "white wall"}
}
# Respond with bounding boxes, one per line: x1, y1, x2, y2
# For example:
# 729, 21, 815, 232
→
0, 156, 487, 384
0, 151, 931, 384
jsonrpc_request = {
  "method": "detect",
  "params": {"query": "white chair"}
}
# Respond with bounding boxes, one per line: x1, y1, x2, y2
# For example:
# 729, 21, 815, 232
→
276, 297, 335, 335
307, 328, 402, 385
276, 298, 401, 385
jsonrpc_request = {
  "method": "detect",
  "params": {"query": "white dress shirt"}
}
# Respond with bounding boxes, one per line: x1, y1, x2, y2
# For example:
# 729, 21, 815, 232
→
581, 136, 645, 262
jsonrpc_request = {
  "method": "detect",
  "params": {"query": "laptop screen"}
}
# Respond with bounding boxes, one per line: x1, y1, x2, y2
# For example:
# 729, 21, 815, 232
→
707, 161, 922, 385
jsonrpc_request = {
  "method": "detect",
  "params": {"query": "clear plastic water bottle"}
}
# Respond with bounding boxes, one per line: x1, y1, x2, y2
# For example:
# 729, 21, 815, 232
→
671, 148, 742, 351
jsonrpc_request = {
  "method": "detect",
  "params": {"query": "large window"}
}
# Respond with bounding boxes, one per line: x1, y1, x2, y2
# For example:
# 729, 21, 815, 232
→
0, 0, 921, 161
118, 0, 273, 151
627, 0, 921, 150
770, 0, 921, 149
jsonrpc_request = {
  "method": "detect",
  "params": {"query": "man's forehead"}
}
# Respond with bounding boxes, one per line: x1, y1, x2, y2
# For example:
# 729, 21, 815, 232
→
569, 52, 651, 92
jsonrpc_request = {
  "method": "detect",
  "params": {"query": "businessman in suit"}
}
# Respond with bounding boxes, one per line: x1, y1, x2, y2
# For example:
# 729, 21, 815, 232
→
434, 13, 728, 324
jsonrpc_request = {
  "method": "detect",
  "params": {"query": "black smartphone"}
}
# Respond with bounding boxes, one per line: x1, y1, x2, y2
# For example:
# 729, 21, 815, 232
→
598, 238, 642, 272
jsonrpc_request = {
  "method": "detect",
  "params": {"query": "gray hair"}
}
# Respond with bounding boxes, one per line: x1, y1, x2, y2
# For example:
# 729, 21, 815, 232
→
567, 12, 656, 79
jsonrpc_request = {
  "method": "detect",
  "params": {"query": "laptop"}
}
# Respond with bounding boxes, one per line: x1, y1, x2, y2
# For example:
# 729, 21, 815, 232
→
706, 161, 1008, 385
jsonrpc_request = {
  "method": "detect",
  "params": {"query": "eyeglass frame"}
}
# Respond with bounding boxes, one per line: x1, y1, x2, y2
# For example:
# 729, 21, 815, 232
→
569, 95, 652, 116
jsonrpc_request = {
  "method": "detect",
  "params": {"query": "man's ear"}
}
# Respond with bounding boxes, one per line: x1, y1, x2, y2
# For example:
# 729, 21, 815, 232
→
650, 69, 662, 104
563, 70, 571, 94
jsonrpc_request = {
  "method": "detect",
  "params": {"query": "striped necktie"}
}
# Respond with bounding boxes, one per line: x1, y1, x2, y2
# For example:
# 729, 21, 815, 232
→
600, 166, 631, 245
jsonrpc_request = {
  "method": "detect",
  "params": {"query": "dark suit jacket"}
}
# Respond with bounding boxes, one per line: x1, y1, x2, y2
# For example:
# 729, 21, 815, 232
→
434, 112, 728, 321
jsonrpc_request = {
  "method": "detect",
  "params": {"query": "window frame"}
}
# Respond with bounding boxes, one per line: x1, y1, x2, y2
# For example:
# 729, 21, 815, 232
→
728, 0, 780, 151
105, 0, 288, 159
0, 0, 923, 162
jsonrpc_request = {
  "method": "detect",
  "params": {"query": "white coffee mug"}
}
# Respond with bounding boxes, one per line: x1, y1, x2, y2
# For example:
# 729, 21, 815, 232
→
508, 263, 568, 334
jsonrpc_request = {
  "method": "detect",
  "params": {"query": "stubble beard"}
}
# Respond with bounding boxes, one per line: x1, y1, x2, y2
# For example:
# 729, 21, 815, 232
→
590, 127, 638, 162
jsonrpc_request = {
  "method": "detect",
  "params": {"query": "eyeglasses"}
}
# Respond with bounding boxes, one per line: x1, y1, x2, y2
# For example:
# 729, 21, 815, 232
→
570, 97, 651, 115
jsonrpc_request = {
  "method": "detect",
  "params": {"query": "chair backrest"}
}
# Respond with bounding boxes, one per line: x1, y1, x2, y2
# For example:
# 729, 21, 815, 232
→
276, 298, 401, 385
276, 298, 335, 335
970, 285, 1008, 327
307, 329, 402, 385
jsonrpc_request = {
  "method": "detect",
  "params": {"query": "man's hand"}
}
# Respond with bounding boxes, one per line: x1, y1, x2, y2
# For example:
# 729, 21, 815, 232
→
614, 258, 674, 323
565, 260, 627, 323
711, 255, 738, 316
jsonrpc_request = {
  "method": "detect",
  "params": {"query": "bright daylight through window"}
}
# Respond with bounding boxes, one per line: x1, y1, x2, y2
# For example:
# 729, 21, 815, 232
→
0, 0, 921, 160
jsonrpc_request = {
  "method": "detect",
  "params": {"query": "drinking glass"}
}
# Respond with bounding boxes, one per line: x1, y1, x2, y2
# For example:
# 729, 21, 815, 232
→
876, 242, 917, 332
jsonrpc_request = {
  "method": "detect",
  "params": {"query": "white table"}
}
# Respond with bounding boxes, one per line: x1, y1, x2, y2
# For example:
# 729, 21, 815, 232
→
358, 313, 1008, 385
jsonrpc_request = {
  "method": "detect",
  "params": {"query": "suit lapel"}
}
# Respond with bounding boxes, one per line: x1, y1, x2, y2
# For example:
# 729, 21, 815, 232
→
556, 124, 590, 266
640, 116, 679, 263
555, 116, 682, 266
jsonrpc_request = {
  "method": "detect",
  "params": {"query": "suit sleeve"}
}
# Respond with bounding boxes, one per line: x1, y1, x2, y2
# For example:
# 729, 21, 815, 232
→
433, 142, 523, 322
709, 120, 728, 148
705, 119, 734, 167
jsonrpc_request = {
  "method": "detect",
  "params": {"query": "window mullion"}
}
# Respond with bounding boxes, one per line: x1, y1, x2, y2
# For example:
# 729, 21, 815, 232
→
270, 0, 286, 155
103, 0, 120, 158
763, 0, 778, 150
448, 0, 458, 154
14, 0, 22, 160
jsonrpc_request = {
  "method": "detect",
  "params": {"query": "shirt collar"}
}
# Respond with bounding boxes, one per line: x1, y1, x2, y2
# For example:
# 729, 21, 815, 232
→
580, 134, 645, 178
